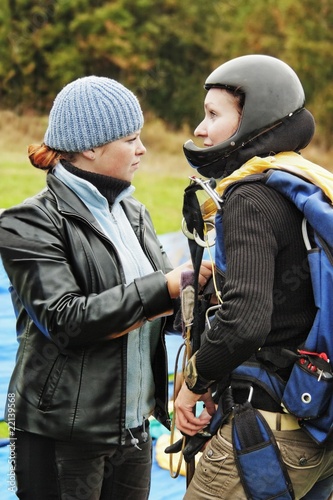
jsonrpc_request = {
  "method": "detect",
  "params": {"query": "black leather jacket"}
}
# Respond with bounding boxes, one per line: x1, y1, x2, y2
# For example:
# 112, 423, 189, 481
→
0, 173, 174, 444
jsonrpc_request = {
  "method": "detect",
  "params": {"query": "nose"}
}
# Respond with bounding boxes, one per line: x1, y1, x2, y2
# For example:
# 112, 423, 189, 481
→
194, 119, 207, 138
136, 138, 146, 156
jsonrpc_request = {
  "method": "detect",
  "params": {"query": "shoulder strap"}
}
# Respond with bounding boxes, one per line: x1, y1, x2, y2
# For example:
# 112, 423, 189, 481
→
182, 181, 206, 353
263, 168, 333, 248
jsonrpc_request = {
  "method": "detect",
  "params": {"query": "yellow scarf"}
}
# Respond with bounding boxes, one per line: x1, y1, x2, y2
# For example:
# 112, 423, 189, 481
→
201, 151, 333, 220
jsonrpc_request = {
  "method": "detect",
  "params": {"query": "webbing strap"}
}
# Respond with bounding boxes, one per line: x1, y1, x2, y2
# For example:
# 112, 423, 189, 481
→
233, 402, 264, 448
233, 402, 295, 500
182, 183, 206, 352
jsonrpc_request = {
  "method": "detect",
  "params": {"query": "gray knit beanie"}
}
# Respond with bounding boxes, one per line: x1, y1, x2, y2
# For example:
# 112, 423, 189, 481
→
44, 76, 144, 152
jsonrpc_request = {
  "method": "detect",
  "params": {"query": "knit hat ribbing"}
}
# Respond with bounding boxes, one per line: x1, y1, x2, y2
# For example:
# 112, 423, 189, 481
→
44, 76, 144, 152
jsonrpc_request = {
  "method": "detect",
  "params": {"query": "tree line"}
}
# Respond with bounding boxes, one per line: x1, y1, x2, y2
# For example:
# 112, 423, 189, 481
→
1, 0, 332, 147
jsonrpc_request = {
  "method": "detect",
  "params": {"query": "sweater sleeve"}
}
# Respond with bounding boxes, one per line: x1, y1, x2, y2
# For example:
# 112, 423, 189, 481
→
195, 189, 278, 381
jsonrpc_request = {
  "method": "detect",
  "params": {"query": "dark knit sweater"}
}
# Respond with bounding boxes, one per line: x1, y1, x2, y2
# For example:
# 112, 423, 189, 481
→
61, 161, 130, 206
196, 180, 316, 382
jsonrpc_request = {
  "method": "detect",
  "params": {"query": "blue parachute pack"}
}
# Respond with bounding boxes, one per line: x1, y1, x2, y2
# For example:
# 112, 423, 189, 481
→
215, 167, 333, 445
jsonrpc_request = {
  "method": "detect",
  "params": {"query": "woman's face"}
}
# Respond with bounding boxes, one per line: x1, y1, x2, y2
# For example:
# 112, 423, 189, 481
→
76, 131, 146, 182
194, 88, 241, 146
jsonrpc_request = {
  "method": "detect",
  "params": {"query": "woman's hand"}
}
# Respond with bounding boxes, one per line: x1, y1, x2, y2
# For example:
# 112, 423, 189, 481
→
174, 382, 215, 436
165, 259, 212, 299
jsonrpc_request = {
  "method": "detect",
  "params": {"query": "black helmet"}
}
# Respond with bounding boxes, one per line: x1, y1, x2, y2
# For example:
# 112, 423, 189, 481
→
184, 54, 305, 175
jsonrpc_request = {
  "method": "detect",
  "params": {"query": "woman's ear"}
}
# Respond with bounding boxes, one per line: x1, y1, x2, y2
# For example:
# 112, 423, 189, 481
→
82, 149, 95, 161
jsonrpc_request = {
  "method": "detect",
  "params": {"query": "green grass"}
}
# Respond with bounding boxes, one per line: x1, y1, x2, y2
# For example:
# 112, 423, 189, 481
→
0, 420, 8, 439
0, 155, 46, 207
134, 174, 189, 234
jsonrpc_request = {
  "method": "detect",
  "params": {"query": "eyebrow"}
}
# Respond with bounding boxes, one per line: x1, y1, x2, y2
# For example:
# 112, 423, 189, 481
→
204, 102, 215, 109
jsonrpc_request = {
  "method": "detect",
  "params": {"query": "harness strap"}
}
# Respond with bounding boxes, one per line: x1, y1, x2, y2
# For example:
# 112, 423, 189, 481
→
234, 402, 265, 448
182, 182, 206, 352
233, 401, 295, 500
256, 347, 298, 370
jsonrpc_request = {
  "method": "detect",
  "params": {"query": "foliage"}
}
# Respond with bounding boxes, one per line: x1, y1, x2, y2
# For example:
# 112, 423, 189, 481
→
211, 0, 333, 146
0, 0, 332, 144
1, 0, 217, 127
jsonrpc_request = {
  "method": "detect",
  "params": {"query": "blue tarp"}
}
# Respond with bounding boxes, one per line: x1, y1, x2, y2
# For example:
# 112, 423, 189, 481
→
0, 233, 190, 499
0, 262, 16, 499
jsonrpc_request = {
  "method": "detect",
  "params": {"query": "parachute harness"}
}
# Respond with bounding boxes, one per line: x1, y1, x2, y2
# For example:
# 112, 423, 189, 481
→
168, 176, 223, 481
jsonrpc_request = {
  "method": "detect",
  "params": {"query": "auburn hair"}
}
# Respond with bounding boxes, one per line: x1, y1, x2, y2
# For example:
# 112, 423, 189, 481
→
28, 144, 77, 171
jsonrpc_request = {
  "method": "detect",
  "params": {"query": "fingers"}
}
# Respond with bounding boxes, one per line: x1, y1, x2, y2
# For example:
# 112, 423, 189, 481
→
165, 260, 213, 298
174, 383, 212, 435
198, 261, 213, 288
175, 397, 211, 435
201, 391, 216, 416
179, 259, 212, 275
175, 410, 209, 436
175, 406, 212, 435
201, 260, 213, 270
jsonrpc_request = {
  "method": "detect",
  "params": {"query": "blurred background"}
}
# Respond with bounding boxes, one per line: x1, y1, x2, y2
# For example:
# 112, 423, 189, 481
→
1, 1, 333, 498
1, 0, 333, 142
1, 0, 333, 235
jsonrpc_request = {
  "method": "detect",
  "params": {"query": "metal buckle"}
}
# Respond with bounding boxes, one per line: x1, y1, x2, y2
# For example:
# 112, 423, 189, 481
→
205, 304, 222, 329
182, 176, 222, 247
189, 176, 223, 210
181, 218, 216, 247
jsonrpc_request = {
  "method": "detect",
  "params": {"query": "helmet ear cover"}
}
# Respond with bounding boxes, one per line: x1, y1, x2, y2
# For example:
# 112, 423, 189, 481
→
185, 54, 305, 170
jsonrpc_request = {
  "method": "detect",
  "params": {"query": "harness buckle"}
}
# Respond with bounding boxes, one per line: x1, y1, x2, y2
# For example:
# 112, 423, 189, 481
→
181, 176, 222, 247
181, 218, 216, 247
189, 176, 223, 210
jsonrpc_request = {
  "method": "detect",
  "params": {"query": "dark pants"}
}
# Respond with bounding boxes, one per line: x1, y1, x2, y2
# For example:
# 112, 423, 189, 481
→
14, 427, 152, 500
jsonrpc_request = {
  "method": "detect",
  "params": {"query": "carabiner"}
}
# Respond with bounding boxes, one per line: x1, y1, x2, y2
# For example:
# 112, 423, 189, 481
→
205, 304, 222, 329
193, 221, 216, 248
182, 219, 216, 247
189, 176, 223, 211
181, 217, 195, 240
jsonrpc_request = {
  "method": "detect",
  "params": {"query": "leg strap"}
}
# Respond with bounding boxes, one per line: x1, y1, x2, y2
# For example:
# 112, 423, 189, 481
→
232, 401, 295, 500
